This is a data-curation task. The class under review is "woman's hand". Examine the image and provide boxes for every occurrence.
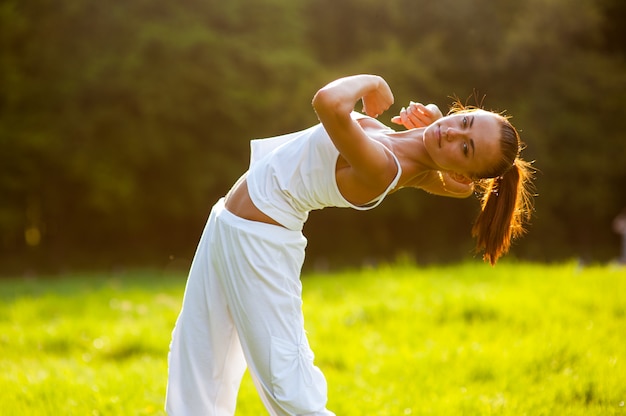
[439,171,474,197]
[391,102,443,129]
[361,77,394,118]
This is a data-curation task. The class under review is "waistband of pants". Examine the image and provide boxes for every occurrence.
[213,197,306,243]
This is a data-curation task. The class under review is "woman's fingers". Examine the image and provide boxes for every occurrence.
[400,107,413,127]
[409,102,437,126]
[391,102,443,129]
[391,102,433,128]
[425,103,443,120]
[440,171,475,196]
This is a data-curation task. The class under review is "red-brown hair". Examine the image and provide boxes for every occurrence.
[448,103,535,264]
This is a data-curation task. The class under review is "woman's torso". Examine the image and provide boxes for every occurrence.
[225,113,428,230]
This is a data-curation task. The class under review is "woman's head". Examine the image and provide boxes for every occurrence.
[433,102,535,265]
[422,109,515,181]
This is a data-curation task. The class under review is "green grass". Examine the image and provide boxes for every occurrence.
[1,262,625,415]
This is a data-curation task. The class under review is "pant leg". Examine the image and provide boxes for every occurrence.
[166,202,247,416]
[212,203,335,416]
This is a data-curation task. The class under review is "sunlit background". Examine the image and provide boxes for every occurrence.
[1,0,625,275]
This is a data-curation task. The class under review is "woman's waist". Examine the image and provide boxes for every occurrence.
[224,176,284,227]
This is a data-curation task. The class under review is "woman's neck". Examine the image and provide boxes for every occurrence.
[357,118,440,188]
[385,128,439,180]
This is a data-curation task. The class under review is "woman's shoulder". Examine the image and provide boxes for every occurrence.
[352,112,395,132]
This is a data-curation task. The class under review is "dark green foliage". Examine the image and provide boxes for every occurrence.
[1,0,625,273]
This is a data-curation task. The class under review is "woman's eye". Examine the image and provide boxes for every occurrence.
[463,142,468,156]
[462,116,467,127]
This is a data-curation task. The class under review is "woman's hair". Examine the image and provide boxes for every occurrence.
[448,102,535,265]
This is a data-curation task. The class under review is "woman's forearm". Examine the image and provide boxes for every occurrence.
[312,74,387,121]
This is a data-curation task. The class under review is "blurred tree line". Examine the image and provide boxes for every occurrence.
[1,0,625,274]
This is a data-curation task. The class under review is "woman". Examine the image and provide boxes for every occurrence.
[165,74,534,415]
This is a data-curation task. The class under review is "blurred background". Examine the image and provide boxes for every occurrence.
[1,0,625,275]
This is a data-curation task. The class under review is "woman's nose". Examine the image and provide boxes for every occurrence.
[445,127,462,140]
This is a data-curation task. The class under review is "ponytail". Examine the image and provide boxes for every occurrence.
[472,158,534,265]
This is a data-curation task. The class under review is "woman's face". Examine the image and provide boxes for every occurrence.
[423,110,502,178]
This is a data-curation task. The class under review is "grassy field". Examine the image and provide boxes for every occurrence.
[1,262,624,415]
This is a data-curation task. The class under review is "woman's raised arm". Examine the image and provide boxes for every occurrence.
[312,75,395,189]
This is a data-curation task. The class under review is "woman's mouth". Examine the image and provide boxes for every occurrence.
[437,126,441,148]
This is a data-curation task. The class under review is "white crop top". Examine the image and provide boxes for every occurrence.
[246,112,402,231]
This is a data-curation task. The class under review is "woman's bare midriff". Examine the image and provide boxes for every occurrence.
[224,178,284,227]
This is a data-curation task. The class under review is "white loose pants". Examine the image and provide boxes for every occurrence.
[166,198,334,416]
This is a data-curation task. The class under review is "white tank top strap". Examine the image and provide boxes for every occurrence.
[350,147,402,211]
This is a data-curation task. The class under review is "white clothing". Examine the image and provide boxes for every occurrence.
[166,199,332,416]
[167,113,401,415]
[247,112,402,230]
